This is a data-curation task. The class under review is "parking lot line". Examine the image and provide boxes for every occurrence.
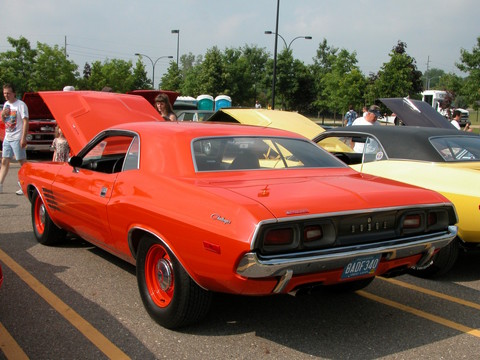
[0,248,130,360]
[0,321,29,360]
[379,277,480,310]
[358,290,480,339]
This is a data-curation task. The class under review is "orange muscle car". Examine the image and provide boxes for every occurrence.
[18,91,458,329]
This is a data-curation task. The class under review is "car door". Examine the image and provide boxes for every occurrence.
[52,133,136,246]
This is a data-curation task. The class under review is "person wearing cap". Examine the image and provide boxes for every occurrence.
[352,105,382,126]
[352,105,382,153]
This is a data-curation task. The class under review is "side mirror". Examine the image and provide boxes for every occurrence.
[68,156,83,168]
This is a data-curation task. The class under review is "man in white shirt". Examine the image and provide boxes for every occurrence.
[0,83,29,194]
[352,105,381,153]
[352,105,382,126]
[450,110,461,130]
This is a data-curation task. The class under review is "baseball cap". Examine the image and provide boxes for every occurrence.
[368,105,382,118]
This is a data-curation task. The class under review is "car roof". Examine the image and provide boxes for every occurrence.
[39,91,164,154]
[321,126,479,161]
[206,108,325,139]
[380,98,456,129]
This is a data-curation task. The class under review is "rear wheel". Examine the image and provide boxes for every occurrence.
[409,238,459,278]
[31,191,66,245]
[136,235,212,329]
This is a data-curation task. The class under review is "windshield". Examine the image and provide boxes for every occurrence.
[430,135,480,161]
[193,136,345,172]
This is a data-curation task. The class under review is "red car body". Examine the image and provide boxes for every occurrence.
[17,91,457,329]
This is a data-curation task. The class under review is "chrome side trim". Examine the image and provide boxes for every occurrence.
[237,226,457,280]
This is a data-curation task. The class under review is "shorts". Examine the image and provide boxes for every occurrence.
[2,138,27,160]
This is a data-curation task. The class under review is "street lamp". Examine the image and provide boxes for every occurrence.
[264,31,312,51]
[134,53,173,89]
[171,29,180,65]
[264,25,312,110]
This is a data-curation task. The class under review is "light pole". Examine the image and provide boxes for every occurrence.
[171,29,180,65]
[134,53,173,89]
[264,27,312,110]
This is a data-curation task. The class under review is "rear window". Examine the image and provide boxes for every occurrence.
[430,135,480,161]
[192,136,345,172]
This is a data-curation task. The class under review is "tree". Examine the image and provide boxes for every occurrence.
[131,58,151,90]
[0,36,37,96]
[242,45,269,106]
[83,59,136,92]
[311,38,338,118]
[456,36,480,109]
[373,41,423,100]
[161,61,182,91]
[421,67,445,90]
[322,48,365,118]
[30,42,78,91]
[197,47,224,97]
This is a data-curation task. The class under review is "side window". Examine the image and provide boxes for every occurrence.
[123,136,140,171]
[317,135,386,165]
[81,135,134,173]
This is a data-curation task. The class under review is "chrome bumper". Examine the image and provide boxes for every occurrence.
[236,226,457,288]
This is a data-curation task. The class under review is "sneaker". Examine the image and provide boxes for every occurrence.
[16,181,23,195]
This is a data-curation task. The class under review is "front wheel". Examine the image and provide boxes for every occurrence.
[31,191,66,245]
[136,235,212,329]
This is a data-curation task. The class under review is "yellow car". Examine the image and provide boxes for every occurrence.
[314,125,480,277]
[208,107,480,277]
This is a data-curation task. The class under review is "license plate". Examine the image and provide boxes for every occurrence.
[341,254,381,279]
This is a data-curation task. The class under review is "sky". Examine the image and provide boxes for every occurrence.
[1,0,479,88]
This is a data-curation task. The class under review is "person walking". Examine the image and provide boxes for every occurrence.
[343,105,357,126]
[0,84,29,195]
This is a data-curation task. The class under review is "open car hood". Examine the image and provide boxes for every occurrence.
[39,91,163,154]
[380,98,456,129]
[206,108,325,139]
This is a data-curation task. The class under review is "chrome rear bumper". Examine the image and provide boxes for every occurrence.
[236,225,457,292]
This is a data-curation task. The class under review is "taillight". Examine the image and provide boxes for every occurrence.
[403,214,421,229]
[264,228,294,246]
[304,225,323,242]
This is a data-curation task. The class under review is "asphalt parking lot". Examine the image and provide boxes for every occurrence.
[1,159,479,359]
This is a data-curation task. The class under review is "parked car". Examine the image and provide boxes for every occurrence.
[314,126,479,277]
[0,92,56,151]
[176,109,214,121]
[18,91,457,329]
[207,108,325,138]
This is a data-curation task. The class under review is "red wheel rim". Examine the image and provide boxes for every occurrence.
[34,196,46,235]
[145,244,174,307]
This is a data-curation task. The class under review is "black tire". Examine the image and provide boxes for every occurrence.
[136,235,212,329]
[326,277,375,293]
[31,191,66,245]
[409,238,459,278]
